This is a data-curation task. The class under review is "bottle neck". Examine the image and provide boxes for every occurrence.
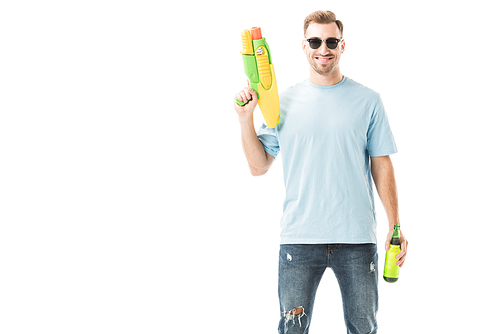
[391,225,401,245]
[390,236,401,245]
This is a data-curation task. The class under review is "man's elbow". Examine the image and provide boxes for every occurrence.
[249,152,274,176]
[250,166,268,176]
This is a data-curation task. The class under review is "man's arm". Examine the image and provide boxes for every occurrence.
[234,86,274,176]
[370,155,408,267]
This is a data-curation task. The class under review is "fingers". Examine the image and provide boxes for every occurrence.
[248,87,257,100]
[385,232,392,251]
[235,91,247,105]
[396,236,408,267]
[234,86,258,119]
[235,87,254,105]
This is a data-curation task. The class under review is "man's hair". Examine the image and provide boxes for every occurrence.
[303,10,343,37]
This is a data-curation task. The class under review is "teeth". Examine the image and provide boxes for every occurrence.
[316,57,332,62]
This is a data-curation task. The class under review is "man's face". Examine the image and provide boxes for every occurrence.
[302,22,345,76]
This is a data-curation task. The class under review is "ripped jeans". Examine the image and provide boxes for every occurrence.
[278,244,378,334]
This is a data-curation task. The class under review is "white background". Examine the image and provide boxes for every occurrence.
[1,0,499,333]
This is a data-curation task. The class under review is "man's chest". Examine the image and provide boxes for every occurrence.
[277,97,371,145]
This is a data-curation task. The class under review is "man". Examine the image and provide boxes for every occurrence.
[234,10,408,334]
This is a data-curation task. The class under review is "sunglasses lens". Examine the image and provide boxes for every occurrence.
[326,39,339,49]
[308,39,321,49]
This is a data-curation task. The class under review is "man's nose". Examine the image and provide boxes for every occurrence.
[318,41,329,54]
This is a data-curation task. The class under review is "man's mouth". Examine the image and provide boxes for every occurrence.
[315,56,334,64]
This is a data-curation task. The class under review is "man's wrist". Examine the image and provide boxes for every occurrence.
[389,220,400,228]
[239,115,254,127]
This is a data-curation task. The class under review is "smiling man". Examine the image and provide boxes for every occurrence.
[234,10,408,334]
[305,28,342,78]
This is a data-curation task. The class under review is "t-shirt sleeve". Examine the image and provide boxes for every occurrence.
[256,123,280,158]
[367,97,398,157]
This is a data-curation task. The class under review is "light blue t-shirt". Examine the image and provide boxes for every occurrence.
[257,77,397,244]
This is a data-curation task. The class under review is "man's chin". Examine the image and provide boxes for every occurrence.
[308,59,336,76]
[313,65,336,76]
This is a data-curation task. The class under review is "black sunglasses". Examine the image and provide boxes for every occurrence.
[306,38,343,50]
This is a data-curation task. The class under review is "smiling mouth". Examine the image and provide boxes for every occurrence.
[315,56,334,64]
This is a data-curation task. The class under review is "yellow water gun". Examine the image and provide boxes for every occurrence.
[235,27,280,128]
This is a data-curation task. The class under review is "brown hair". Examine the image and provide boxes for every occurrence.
[304,10,343,37]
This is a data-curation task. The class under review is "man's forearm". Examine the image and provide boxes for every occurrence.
[239,118,272,175]
[371,156,400,226]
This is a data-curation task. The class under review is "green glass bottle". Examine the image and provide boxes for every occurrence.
[383,224,401,283]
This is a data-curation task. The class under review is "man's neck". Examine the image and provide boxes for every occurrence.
[309,68,344,86]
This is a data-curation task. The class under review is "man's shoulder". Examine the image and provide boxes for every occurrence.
[344,77,381,100]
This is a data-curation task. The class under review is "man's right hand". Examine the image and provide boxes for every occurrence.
[234,86,258,122]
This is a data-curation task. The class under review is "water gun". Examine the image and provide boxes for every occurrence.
[235,27,280,128]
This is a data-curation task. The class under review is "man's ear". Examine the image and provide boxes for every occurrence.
[302,39,307,53]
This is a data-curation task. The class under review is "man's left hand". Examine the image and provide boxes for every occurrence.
[385,228,408,267]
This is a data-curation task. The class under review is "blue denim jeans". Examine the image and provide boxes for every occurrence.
[278,244,378,334]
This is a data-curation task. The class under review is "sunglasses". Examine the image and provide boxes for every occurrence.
[306,38,343,50]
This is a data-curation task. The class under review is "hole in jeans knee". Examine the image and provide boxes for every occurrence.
[283,306,306,327]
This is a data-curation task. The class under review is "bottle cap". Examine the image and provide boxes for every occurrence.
[251,27,262,40]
